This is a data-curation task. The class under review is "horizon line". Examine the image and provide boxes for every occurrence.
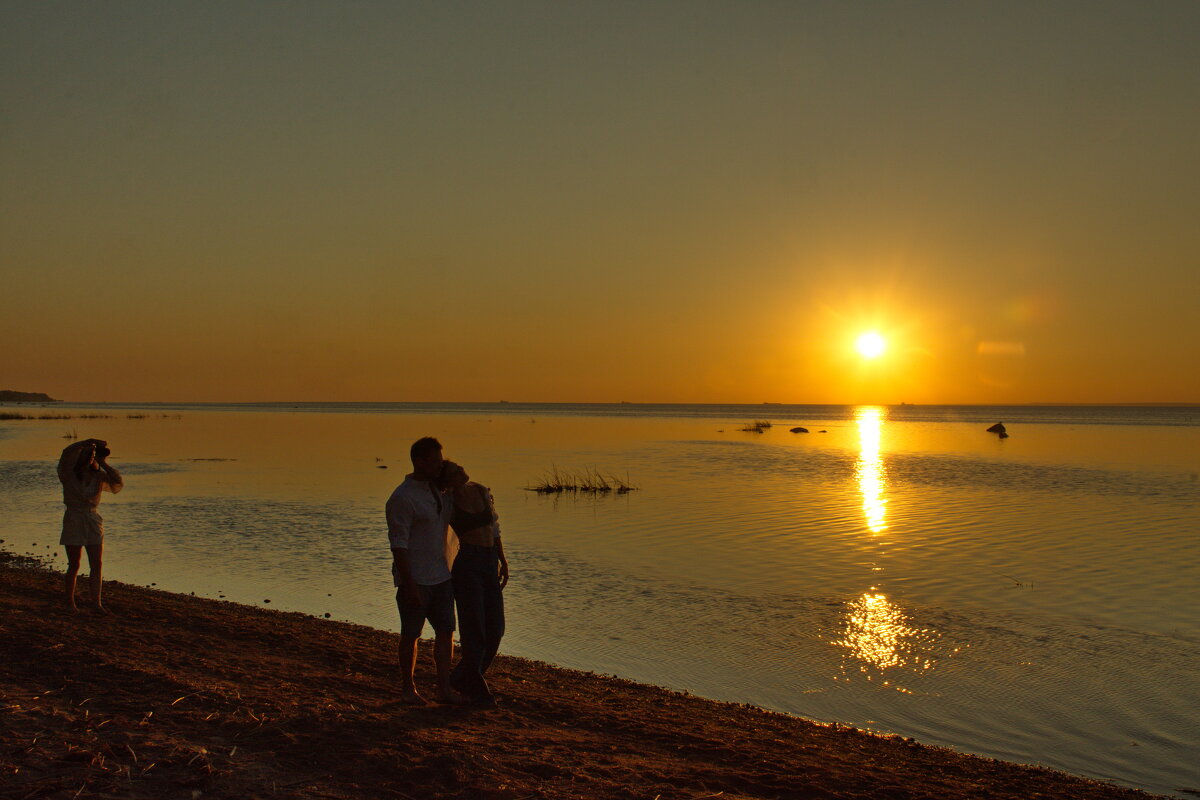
[8,399,1200,408]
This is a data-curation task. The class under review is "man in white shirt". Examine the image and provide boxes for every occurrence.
[386,436,459,705]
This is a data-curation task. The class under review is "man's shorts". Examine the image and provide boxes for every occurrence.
[396,579,456,638]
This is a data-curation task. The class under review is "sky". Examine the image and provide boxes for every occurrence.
[3,1,1198,404]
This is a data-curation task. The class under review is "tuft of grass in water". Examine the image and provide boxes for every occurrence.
[739,420,773,433]
[0,412,70,420]
[0,412,114,420]
[0,412,131,421]
[526,467,637,495]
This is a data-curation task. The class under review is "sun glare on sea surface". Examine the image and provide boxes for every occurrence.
[856,331,887,359]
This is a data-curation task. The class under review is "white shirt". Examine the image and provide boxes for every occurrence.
[385,475,453,586]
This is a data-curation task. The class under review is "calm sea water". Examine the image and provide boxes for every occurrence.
[2,402,1198,796]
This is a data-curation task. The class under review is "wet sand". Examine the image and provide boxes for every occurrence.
[1,552,1165,800]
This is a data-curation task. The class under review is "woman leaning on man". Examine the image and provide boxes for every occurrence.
[438,461,508,707]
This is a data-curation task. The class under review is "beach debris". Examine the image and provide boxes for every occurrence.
[995,572,1030,588]
[790,427,809,433]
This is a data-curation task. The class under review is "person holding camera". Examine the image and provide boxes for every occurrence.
[57,438,123,613]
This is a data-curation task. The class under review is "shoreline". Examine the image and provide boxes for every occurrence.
[0,552,1167,800]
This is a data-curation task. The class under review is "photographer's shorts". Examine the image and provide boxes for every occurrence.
[60,508,104,547]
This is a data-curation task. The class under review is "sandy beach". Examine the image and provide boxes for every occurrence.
[1,552,1167,800]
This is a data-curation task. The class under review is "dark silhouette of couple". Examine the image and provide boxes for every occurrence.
[385,437,508,706]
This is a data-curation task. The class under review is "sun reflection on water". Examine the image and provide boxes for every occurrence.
[832,408,952,688]
[855,406,888,533]
[833,590,945,690]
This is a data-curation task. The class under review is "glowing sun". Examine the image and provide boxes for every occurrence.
[856,331,887,359]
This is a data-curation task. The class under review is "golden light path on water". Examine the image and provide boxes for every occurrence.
[833,407,946,690]
[854,406,888,534]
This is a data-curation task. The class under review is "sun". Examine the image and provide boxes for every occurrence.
[855,331,887,359]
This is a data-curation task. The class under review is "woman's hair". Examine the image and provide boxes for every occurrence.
[436,460,466,490]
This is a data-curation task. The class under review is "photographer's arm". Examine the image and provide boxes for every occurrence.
[57,441,86,482]
[98,457,123,494]
[57,439,100,482]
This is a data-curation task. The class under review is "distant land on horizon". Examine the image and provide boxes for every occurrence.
[0,390,57,403]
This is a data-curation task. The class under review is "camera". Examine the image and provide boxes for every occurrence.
[95,444,111,459]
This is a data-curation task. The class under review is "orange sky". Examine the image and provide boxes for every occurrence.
[3,3,1198,404]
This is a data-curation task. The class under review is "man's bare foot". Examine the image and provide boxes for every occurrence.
[90,604,112,615]
[400,690,428,706]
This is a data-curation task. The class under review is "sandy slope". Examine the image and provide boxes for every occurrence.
[0,553,1163,800]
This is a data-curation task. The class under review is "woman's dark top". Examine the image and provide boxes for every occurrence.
[450,501,493,536]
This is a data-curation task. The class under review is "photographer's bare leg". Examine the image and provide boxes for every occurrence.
[63,545,82,612]
[85,543,106,612]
